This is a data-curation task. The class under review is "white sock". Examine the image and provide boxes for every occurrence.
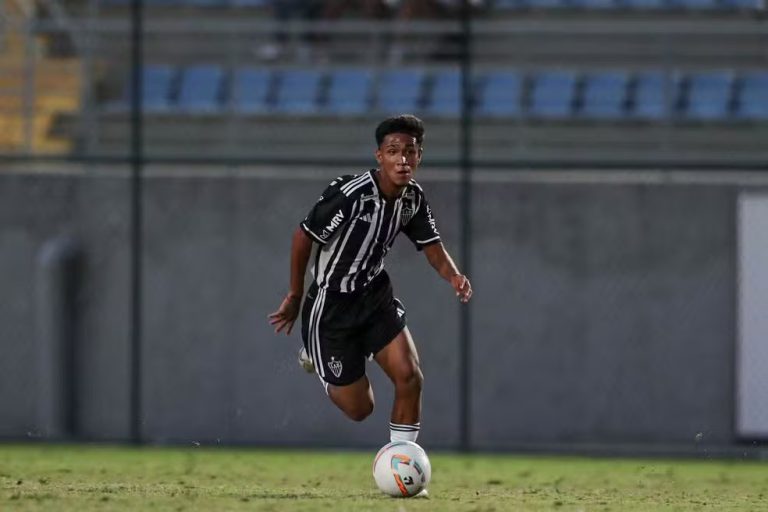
[390,422,420,443]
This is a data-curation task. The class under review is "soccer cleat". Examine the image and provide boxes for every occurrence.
[298,347,314,373]
[414,488,429,498]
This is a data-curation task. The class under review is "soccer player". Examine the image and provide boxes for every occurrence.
[269,114,472,444]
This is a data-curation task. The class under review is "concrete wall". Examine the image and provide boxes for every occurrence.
[0,168,736,449]
[470,184,734,447]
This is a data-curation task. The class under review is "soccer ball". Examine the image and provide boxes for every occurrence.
[372,440,431,497]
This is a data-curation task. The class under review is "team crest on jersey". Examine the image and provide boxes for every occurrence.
[401,191,417,226]
[400,206,414,226]
[328,357,343,378]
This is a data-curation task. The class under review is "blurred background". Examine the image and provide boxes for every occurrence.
[1,0,767,454]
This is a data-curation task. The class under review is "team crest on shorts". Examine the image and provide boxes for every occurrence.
[328,357,343,378]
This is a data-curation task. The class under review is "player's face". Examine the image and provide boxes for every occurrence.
[375,133,422,189]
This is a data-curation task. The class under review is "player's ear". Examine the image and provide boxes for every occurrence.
[375,147,383,165]
[417,146,423,163]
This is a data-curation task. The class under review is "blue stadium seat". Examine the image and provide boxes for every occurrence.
[580,71,629,119]
[185,0,228,6]
[528,71,577,119]
[736,72,768,120]
[324,69,373,115]
[521,0,569,7]
[492,0,527,8]
[102,0,226,4]
[619,0,668,8]
[112,64,176,112]
[426,69,463,117]
[231,68,272,113]
[683,71,734,120]
[102,0,270,4]
[143,65,176,111]
[475,71,522,118]
[571,0,617,8]
[375,69,426,113]
[273,69,322,114]
[668,0,719,8]
[228,0,271,6]
[148,0,182,4]
[721,0,761,8]
[176,65,224,113]
[630,71,675,120]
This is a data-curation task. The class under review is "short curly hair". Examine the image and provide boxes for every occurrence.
[375,115,425,147]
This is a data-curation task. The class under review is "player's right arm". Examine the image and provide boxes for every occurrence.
[268,175,355,335]
[268,227,313,335]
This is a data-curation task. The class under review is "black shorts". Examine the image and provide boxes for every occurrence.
[301,271,406,386]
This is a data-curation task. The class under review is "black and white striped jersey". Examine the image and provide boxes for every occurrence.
[300,169,441,293]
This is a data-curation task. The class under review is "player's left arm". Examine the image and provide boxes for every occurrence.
[423,243,472,304]
[402,188,472,303]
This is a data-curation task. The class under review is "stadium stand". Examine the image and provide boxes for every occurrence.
[110,64,177,112]
[104,64,768,124]
[324,68,374,115]
[619,0,668,8]
[572,0,619,9]
[475,70,523,118]
[20,1,765,164]
[492,0,764,7]
[579,71,630,119]
[528,71,578,119]
[682,71,734,120]
[230,68,272,113]
[425,68,463,117]
[176,65,225,113]
[518,0,569,8]
[374,69,427,114]
[99,0,256,4]
[721,0,761,7]
[229,0,271,5]
[0,1,81,153]
[94,0,765,8]
[668,0,718,9]
[184,0,227,6]
[735,71,768,120]
[629,71,674,120]
[273,69,323,114]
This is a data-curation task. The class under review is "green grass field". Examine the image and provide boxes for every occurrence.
[1,444,766,511]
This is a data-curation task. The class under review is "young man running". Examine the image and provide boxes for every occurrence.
[269,114,472,444]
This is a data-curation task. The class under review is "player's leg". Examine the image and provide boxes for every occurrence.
[301,287,375,422]
[326,376,375,422]
[374,327,423,442]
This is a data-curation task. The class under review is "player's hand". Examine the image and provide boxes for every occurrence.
[450,274,472,303]
[268,293,302,335]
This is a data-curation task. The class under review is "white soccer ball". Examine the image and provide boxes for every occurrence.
[372,440,431,497]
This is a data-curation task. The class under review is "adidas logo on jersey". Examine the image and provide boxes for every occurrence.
[359,213,373,223]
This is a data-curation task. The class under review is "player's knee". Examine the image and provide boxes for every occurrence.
[395,364,423,395]
[345,400,374,422]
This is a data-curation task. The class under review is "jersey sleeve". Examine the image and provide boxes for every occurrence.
[402,191,441,251]
[300,178,354,245]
